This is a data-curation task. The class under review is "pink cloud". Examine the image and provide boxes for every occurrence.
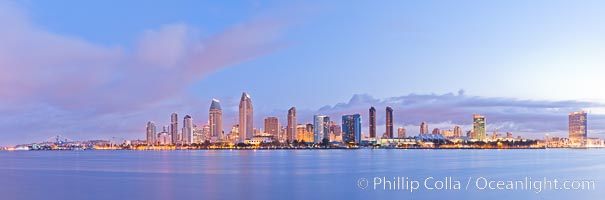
[0,2,290,113]
[0,1,294,145]
[135,23,194,68]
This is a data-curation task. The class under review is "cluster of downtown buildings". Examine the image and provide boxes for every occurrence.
[144,92,598,148]
[0,92,597,151]
[146,92,366,146]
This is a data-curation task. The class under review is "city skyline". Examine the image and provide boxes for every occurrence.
[3,2,605,200]
[137,91,593,147]
[1,1,605,146]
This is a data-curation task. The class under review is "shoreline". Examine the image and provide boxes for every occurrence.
[8,147,605,151]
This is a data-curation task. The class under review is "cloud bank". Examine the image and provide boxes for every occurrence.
[300,90,605,139]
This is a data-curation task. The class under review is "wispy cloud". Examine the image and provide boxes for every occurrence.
[0,2,292,145]
[1,1,603,146]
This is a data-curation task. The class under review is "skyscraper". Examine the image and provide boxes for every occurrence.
[569,111,587,144]
[432,128,440,135]
[182,115,193,145]
[239,92,253,142]
[420,122,429,135]
[209,99,223,139]
[146,121,156,145]
[386,106,393,139]
[472,114,486,140]
[287,107,297,142]
[342,114,362,144]
[296,124,314,143]
[369,106,376,138]
[453,126,462,138]
[170,113,179,145]
[264,117,280,139]
[313,115,330,144]
[397,127,406,138]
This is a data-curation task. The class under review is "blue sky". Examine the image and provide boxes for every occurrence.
[1,0,605,145]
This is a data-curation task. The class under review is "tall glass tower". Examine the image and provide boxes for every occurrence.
[209,99,223,139]
[287,107,297,142]
[313,115,330,144]
[369,107,376,138]
[239,92,253,142]
[342,114,362,144]
[146,121,156,145]
[472,114,486,140]
[182,115,193,145]
[569,111,587,144]
[386,106,393,138]
[170,113,179,145]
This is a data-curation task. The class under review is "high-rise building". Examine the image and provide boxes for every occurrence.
[329,121,342,138]
[170,113,179,145]
[228,124,240,142]
[264,117,280,139]
[472,114,486,140]
[369,107,376,138]
[397,127,406,138]
[279,126,286,142]
[146,121,156,145]
[296,125,306,142]
[432,128,440,135]
[201,125,211,141]
[442,130,454,137]
[287,107,297,142]
[296,124,314,143]
[182,115,193,145]
[569,111,588,144]
[385,106,393,139]
[209,99,223,139]
[306,123,314,143]
[193,124,205,144]
[329,121,343,142]
[453,126,462,138]
[294,124,311,143]
[420,122,429,135]
[157,126,171,145]
[239,92,253,142]
[342,114,362,144]
[313,115,330,144]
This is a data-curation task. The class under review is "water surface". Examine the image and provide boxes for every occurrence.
[1,149,603,200]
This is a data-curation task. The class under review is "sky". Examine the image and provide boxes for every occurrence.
[1,0,605,145]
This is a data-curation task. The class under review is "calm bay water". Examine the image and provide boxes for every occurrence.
[1,149,604,200]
